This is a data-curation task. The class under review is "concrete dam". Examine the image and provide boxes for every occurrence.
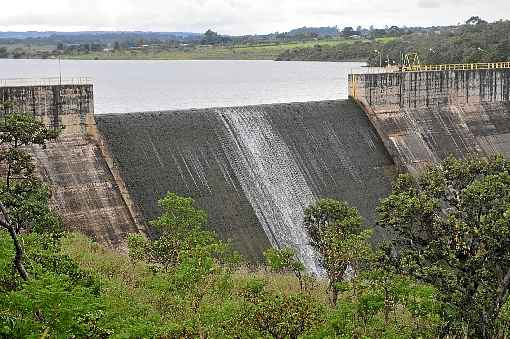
[95,101,394,268]
[2,63,510,271]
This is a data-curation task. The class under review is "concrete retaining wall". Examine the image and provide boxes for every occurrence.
[0,84,143,249]
[0,85,95,136]
[349,69,510,173]
[350,69,510,112]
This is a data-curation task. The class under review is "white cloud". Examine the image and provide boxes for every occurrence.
[0,0,508,34]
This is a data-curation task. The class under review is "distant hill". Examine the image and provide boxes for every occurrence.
[0,32,56,39]
[0,31,202,41]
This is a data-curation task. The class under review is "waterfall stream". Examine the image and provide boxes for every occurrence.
[217,107,322,274]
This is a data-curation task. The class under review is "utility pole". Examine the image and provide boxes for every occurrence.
[374,50,382,67]
[58,55,62,85]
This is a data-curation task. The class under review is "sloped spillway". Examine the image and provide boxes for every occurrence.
[96,100,394,268]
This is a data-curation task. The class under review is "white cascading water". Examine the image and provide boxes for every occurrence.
[216,107,322,275]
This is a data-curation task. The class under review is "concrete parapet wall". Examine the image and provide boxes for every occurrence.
[349,68,510,173]
[350,69,510,112]
[0,85,94,136]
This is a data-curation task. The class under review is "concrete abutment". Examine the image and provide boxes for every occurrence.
[0,84,145,249]
[349,67,510,173]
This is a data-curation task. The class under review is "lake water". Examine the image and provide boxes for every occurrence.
[0,59,364,114]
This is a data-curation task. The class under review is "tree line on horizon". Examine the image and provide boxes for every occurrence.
[277,18,510,65]
[0,16,506,61]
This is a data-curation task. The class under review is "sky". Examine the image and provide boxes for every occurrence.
[0,0,509,35]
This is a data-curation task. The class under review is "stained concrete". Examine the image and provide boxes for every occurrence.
[0,84,143,249]
[349,69,510,173]
[96,100,395,261]
[0,85,95,136]
[30,135,142,247]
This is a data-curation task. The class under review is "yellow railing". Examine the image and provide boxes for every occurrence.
[402,62,510,72]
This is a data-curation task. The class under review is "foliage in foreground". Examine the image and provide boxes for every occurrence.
[0,232,443,338]
[379,155,510,338]
[0,192,440,338]
[2,156,510,337]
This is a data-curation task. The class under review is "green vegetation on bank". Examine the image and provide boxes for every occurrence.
[2,112,510,337]
[277,19,510,65]
[1,18,508,63]
[0,38,360,61]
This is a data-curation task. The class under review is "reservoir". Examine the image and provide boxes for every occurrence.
[0,59,364,113]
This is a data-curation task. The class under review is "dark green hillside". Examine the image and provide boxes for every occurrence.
[277,20,510,65]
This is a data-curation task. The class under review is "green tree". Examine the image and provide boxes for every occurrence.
[264,247,305,290]
[0,113,60,280]
[201,29,219,45]
[466,16,488,25]
[127,192,227,270]
[0,47,8,59]
[304,198,374,305]
[378,156,510,338]
[342,27,354,37]
[129,192,240,337]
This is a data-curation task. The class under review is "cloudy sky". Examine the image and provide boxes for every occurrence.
[1,0,509,35]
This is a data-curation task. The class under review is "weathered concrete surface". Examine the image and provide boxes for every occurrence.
[0,85,95,136]
[30,135,143,247]
[0,84,143,249]
[96,100,394,262]
[350,69,510,111]
[349,69,510,173]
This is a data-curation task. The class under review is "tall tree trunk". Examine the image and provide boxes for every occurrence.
[6,224,28,280]
[0,203,28,281]
[329,282,339,306]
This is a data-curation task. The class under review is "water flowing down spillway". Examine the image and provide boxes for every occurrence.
[217,107,321,274]
[96,100,395,265]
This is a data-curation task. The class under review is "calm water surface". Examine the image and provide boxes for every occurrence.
[0,59,364,114]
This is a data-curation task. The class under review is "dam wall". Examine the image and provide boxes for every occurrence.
[96,100,395,267]
[0,84,95,136]
[0,83,143,248]
[349,68,510,173]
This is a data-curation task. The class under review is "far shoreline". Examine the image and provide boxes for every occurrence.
[0,56,367,63]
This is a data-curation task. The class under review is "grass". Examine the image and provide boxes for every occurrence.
[0,37,396,61]
[61,232,327,295]
[61,38,366,61]
[57,233,331,336]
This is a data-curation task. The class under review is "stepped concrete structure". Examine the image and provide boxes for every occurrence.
[0,82,145,249]
[349,64,510,173]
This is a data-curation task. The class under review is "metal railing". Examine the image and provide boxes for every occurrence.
[402,62,510,72]
[0,77,92,87]
[350,66,400,74]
